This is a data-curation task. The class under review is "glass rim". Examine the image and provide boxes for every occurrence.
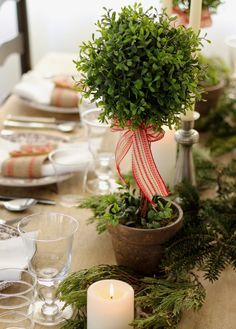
[48,147,86,166]
[0,268,37,296]
[81,107,110,128]
[0,295,33,309]
[17,212,79,242]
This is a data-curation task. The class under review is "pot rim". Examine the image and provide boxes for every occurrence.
[202,78,225,92]
[109,199,183,233]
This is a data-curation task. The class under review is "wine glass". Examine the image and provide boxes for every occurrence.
[81,108,116,195]
[18,212,78,326]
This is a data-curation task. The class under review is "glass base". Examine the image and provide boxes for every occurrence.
[59,194,85,207]
[86,178,118,195]
[33,300,74,326]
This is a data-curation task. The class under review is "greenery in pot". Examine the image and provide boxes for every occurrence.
[80,183,179,233]
[75,3,205,225]
[199,54,229,88]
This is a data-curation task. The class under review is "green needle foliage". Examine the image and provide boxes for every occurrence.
[162,158,236,282]
[58,265,205,329]
[75,3,206,130]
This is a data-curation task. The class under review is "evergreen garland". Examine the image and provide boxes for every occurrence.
[163,157,236,282]
[58,265,205,329]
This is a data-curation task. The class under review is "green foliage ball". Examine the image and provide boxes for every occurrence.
[75,3,205,129]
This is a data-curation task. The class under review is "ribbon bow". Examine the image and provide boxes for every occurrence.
[112,123,169,205]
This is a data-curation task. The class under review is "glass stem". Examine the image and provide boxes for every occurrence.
[39,285,59,317]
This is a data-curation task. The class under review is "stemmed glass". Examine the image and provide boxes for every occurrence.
[18,212,78,326]
[81,108,116,195]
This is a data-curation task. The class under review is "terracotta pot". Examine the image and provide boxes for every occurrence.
[108,201,183,275]
[195,79,225,117]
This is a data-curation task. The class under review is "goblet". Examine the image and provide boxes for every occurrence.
[81,108,116,195]
[18,212,78,326]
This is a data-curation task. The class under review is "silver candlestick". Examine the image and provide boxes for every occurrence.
[174,112,200,187]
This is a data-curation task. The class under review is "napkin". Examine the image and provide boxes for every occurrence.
[0,225,28,275]
[13,72,79,108]
[0,138,91,178]
[0,226,36,281]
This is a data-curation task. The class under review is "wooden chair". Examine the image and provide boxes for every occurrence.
[0,0,31,74]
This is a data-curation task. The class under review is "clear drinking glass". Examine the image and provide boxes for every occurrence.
[225,35,236,98]
[0,310,34,329]
[18,212,79,326]
[0,268,36,329]
[81,108,116,194]
[49,147,88,207]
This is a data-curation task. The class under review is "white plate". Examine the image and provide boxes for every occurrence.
[18,96,79,114]
[0,132,72,187]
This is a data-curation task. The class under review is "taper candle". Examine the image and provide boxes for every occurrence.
[182,0,202,121]
[162,0,172,16]
[189,0,203,33]
[87,279,134,329]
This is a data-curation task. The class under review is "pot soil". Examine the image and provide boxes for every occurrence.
[195,79,225,117]
[108,201,183,275]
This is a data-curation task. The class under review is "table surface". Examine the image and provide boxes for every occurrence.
[1,52,236,329]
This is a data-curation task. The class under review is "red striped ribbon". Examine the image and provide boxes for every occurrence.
[112,123,169,205]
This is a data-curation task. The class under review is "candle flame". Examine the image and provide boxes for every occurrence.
[109,283,114,299]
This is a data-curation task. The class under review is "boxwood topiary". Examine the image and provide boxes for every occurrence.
[75,3,206,130]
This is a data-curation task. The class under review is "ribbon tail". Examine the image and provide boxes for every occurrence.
[115,130,133,185]
[132,129,169,205]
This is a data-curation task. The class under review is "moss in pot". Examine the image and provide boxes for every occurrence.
[75,3,205,275]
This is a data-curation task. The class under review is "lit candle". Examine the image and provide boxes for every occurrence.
[162,0,172,16]
[182,0,202,121]
[87,279,134,329]
[151,126,176,188]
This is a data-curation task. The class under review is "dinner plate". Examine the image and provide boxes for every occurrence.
[18,96,79,114]
[0,132,72,187]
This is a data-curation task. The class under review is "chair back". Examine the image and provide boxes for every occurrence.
[0,0,31,74]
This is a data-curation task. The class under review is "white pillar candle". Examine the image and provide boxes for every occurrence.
[87,279,134,329]
[162,0,172,16]
[151,126,176,188]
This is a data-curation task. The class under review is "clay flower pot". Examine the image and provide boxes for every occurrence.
[108,200,183,275]
[195,79,225,117]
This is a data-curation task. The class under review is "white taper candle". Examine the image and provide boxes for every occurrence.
[162,0,172,16]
